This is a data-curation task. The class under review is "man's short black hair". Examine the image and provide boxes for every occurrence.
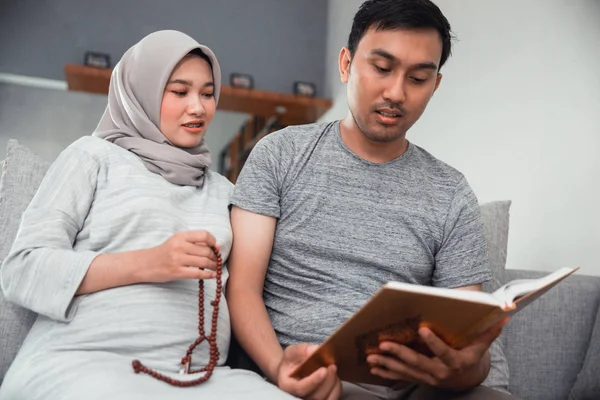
[347,0,453,69]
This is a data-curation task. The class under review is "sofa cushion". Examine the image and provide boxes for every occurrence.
[479,200,511,293]
[569,299,600,399]
[504,269,600,400]
[478,200,511,393]
[0,140,50,382]
[0,159,5,194]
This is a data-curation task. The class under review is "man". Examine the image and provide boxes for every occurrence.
[227,0,515,398]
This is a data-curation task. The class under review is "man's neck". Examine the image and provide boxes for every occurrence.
[339,115,408,164]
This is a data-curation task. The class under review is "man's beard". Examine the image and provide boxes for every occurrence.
[350,108,406,143]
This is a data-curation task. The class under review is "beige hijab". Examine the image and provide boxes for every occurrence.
[92,30,221,187]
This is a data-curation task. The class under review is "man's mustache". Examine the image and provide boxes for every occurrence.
[372,103,407,116]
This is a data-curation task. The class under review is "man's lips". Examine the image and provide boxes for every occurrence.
[374,107,404,125]
[375,108,403,118]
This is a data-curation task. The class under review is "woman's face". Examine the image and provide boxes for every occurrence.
[159,55,216,148]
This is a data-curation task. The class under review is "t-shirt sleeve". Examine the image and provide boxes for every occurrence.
[229,134,288,218]
[433,176,491,288]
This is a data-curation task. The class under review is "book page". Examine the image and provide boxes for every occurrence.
[491,267,577,305]
[384,281,503,307]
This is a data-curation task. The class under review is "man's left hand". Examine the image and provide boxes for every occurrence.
[366,317,509,391]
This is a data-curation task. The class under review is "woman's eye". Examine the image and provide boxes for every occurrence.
[172,91,187,97]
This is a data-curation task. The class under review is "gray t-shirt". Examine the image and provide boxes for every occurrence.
[230,121,510,393]
[230,120,492,346]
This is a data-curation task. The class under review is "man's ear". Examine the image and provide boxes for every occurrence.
[434,73,443,93]
[339,48,352,84]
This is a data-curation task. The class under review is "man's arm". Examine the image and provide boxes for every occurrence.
[227,206,283,382]
[227,133,342,399]
[227,206,342,399]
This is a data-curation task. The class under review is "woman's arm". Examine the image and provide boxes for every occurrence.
[1,145,220,321]
[1,146,102,321]
[75,250,148,296]
[76,230,219,295]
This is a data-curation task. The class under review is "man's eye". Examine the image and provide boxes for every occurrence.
[411,77,427,84]
[374,65,391,74]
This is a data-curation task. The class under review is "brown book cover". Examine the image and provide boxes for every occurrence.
[291,267,579,386]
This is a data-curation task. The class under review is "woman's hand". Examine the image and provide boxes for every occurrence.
[76,230,220,296]
[142,230,220,283]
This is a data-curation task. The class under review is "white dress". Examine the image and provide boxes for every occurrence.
[0,136,295,400]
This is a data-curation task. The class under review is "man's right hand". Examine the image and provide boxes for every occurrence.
[276,344,342,400]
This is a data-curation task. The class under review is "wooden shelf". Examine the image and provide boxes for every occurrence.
[220,115,281,183]
[64,64,332,125]
[64,64,112,95]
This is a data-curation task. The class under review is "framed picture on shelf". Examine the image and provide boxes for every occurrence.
[230,73,254,89]
[293,81,316,97]
[84,51,111,69]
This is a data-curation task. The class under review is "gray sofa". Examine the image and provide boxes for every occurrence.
[1,139,599,399]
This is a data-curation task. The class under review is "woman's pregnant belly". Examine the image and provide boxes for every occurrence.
[42,279,230,373]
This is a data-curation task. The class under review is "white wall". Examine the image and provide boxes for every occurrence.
[321,0,600,276]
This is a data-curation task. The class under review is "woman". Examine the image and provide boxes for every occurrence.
[0,30,295,400]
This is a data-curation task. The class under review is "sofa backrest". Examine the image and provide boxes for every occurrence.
[0,141,50,384]
[503,269,600,400]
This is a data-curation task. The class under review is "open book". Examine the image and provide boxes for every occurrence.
[291,267,579,386]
